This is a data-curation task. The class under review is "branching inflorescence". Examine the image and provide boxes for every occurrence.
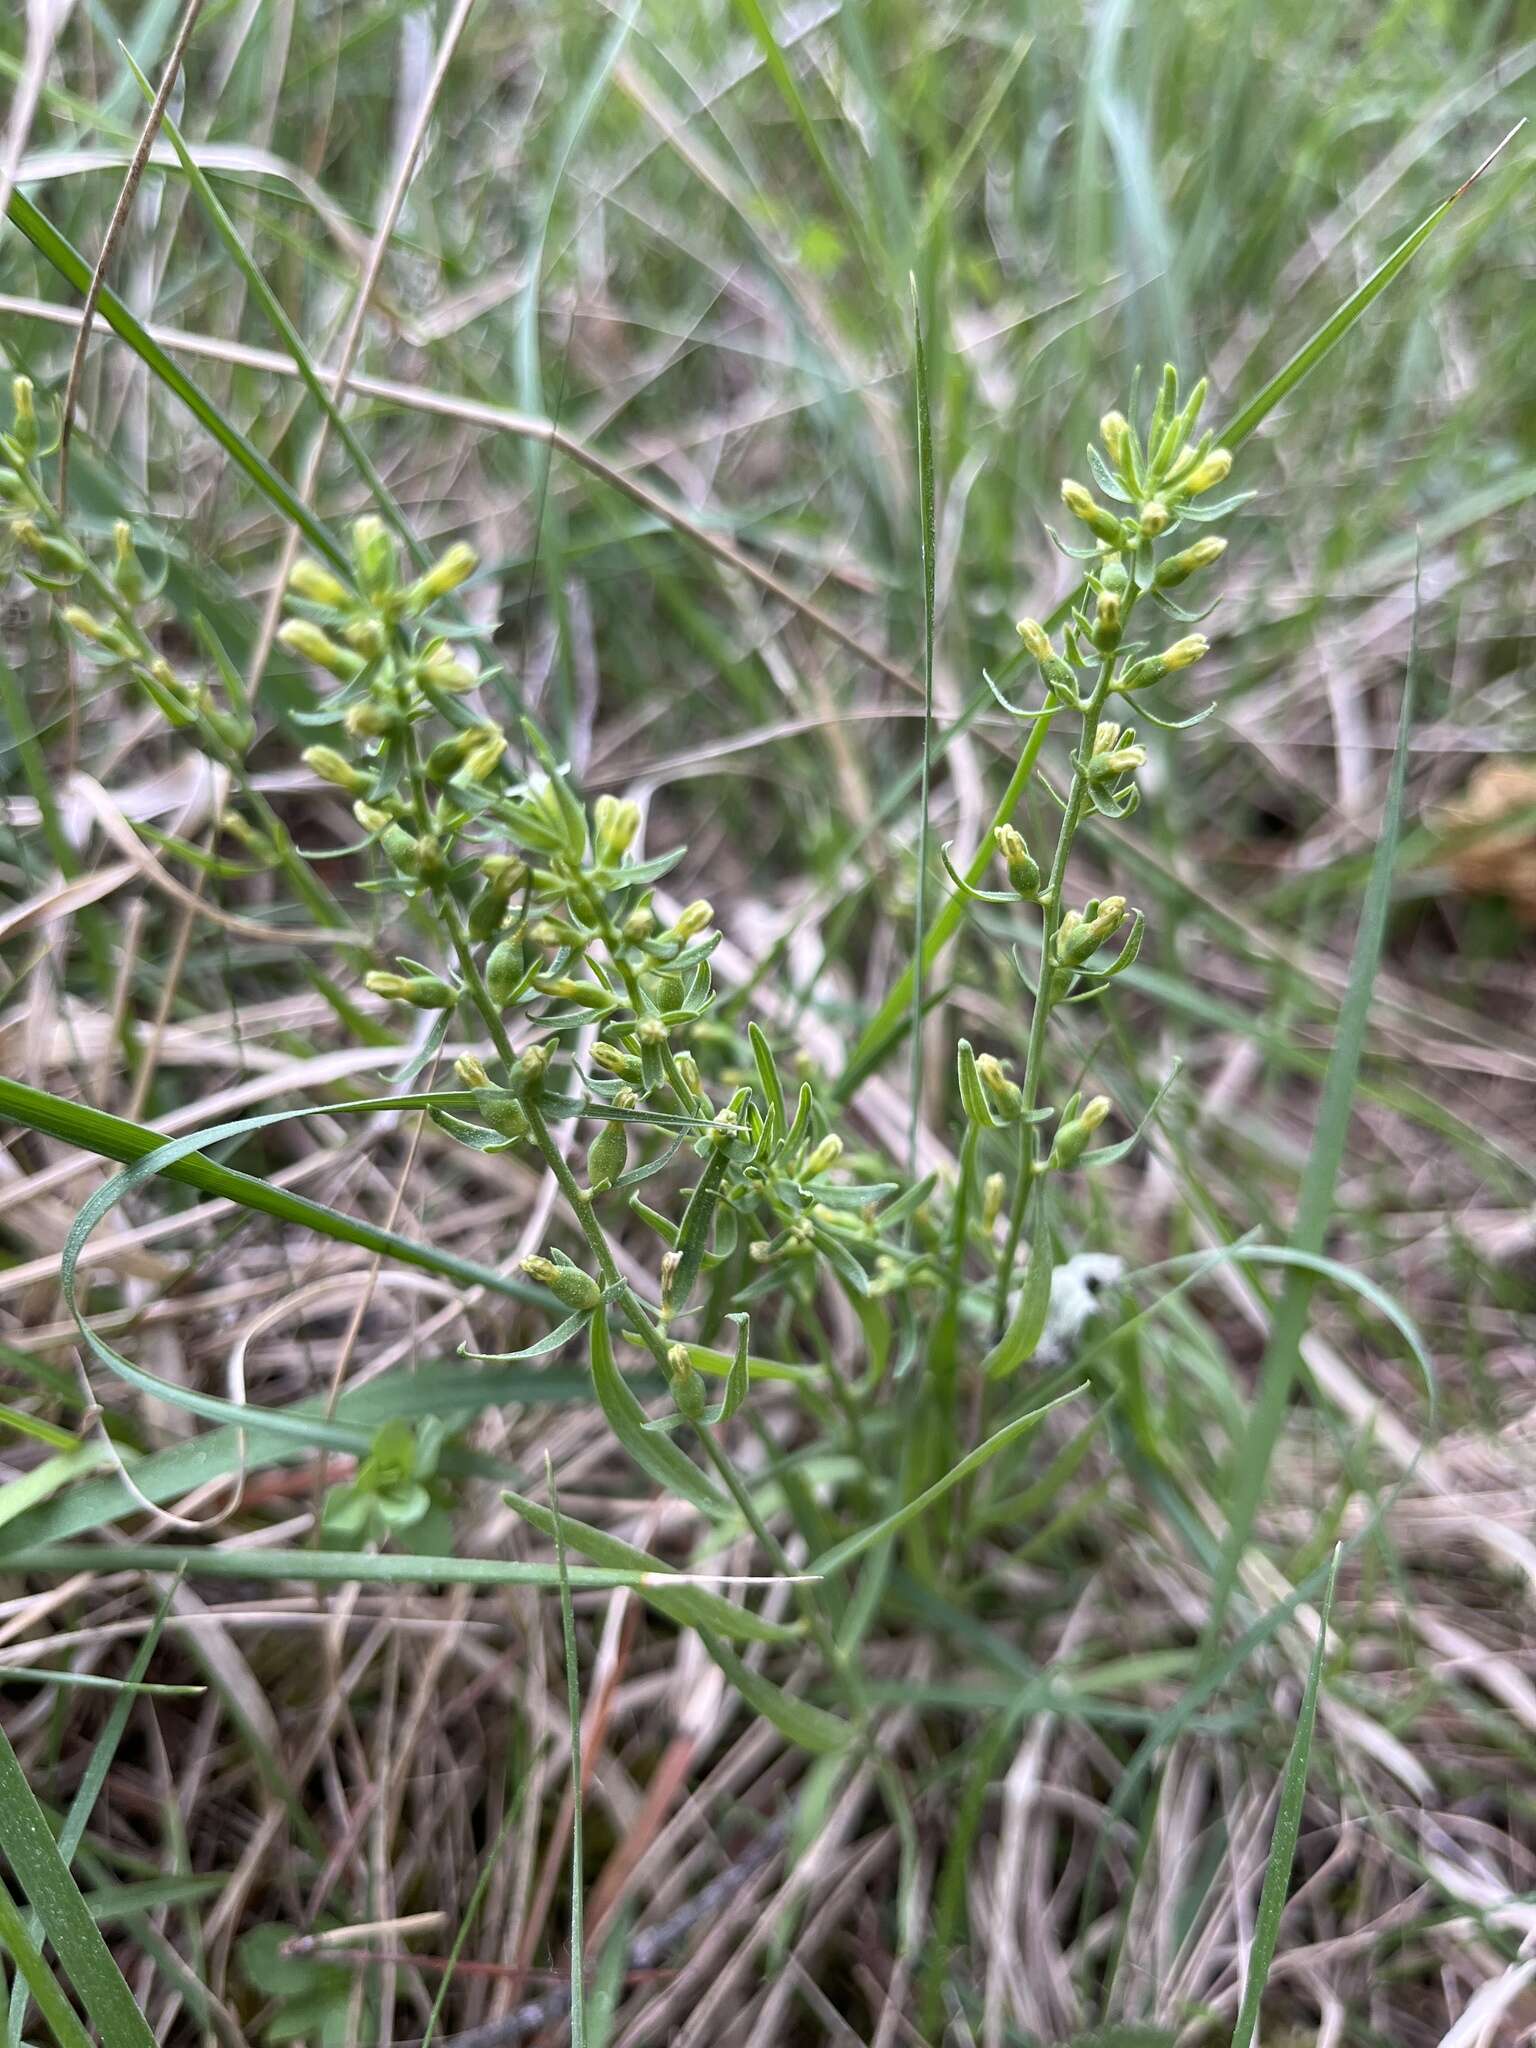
[3,362,1240,1746]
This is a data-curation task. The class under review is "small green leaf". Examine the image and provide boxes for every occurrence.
[588,1314,727,1517]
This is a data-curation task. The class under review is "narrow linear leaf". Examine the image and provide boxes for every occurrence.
[5,188,349,572]
[811,1385,1085,1579]
[587,1313,727,1517]
[502,1490,800,1644]
[1229,1548,1340,2048]
[0,1077,551,1312]
[1203,581,1419,1646]
[0,1718,157,2048]
[699,1633,851,1756]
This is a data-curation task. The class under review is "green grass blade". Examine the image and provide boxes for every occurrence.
[1229,1548,1340,2048]
[908,275,937,1177]
[0,1718,158,2048]
[7,1580,180,2048]
[4,187,349,573]
[1202,578,1419,1647]
[119,60,413,574]
[587,1310,727,1517]
[0,1874,95,2048]
[699,1633,851,1755]
[503,1489,800,1643]
[1222,131,1522,449]
[0,1076,549,1309]
[549,1460,587,2048]
[0,1544,674,1590]
[810,1384,1084,1579]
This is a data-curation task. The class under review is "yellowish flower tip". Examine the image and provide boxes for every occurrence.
[410,542,479,608]
[803,1133,843,1178]
[1080,1095,1112,1131]
[276,617,361,678]
[1139,499,1170,535]
[1099,411,1130,464]
[1017,617,1053,662]
[1162,634,1210,671]
[288,558,351,608]
[672,899,713,940]
[1185,448,1232,495]
[1060,479,1097,519]
[455,1054,493,1088]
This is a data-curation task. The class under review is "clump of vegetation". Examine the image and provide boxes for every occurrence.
[0,11,1529,2046]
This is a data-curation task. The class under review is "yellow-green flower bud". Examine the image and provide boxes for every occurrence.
[1060,479,1124,546]
[427,723,506,785]
[344,698,397,740]
[994,823,1040,897]
[485,935,526,1006]
[518,1041,552,1088]
[1017,617,1054,663]
[1154,537,1227,590]
[15,521,83,578]
[982,1171,1005,1231]
[456,1055,494,1088]
[637,1016,669,1047]
[803,1133,843,1178]
[406,542,478,611]
[519,1257,602,1313]
[1091,742,1147,780]
[1161,634,1210,671]
[350,515,397,598]
[1139,499,1171,536]
[1049,1095,1112,1170]
[976,1054,1023,1117]
[671,899,713,941]
[418,639,480,693]
[61,607,134,659]
[1056,896,1127,967]
[590,1041,642,1082]
[111,521,147,604]
[586,1120,628,1195]
[1183,448,1232,495]
[343,616,387,660]
[535,976,617,1011]
[1093,587,1122,652]
[663,1341,706,1420]
[10,376,37,461]
[623,905,656,944]
[277,617,363,680]
[364,970,457,1010]
[288,557,351,608]
[1099,411,1131,470]
[302,744,371,795]
[593,793,641,865]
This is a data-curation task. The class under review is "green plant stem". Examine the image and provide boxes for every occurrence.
[990,658,1116,1338]
[836,706,1059,1099]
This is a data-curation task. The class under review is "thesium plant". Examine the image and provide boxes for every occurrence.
[0,30,1522,2037]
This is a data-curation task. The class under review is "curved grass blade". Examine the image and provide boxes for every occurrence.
[5,187,349,572]
[0,1077,550,1309]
